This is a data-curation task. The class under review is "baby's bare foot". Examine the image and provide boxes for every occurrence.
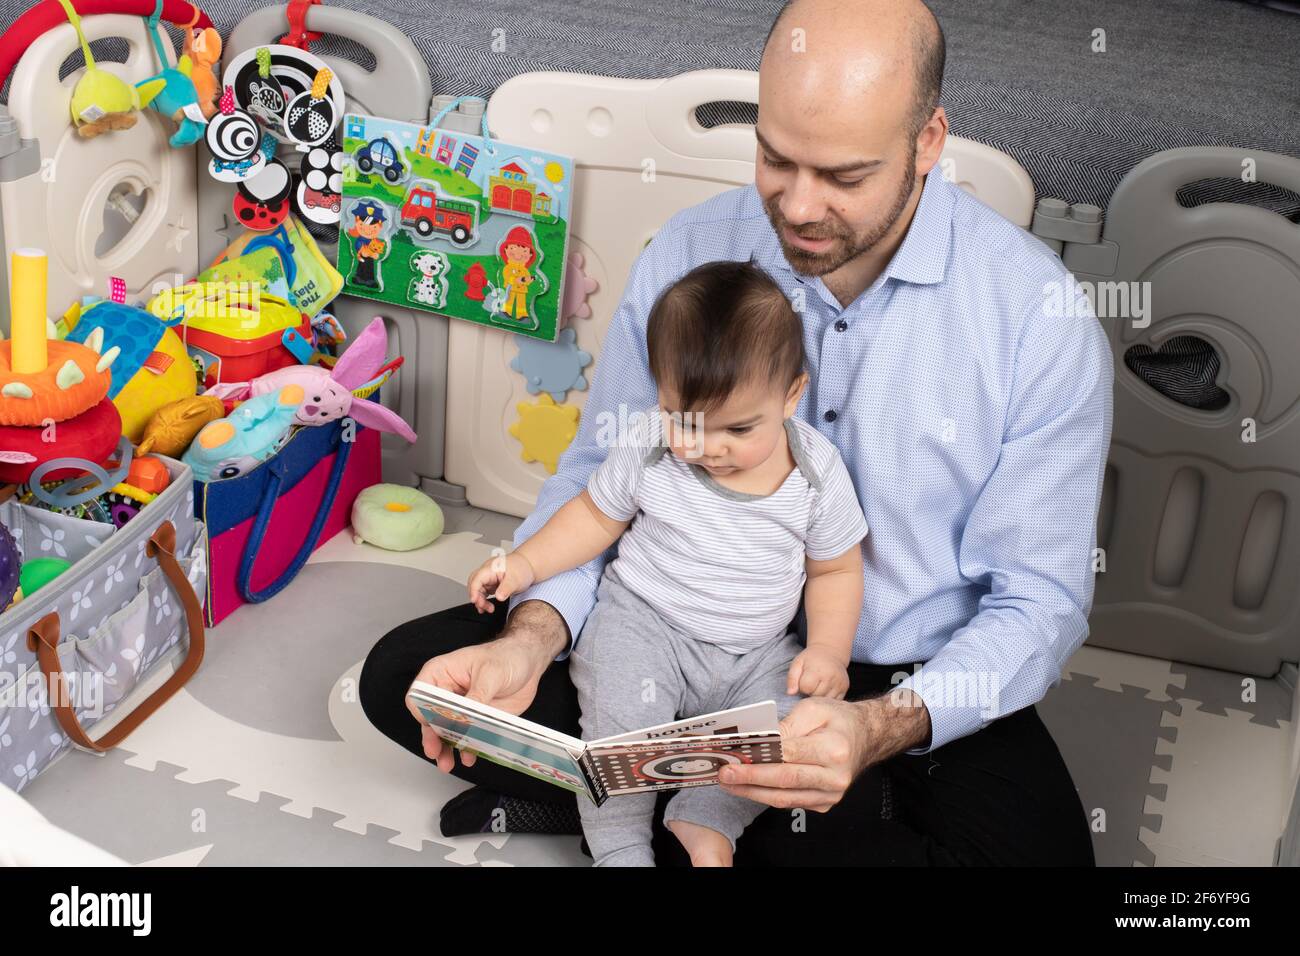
[666,819,733,867]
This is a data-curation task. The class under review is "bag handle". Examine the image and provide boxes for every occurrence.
[236,421,354,603]
[25,521,205,753]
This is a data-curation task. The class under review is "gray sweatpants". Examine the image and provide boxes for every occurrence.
[569,566,801,866]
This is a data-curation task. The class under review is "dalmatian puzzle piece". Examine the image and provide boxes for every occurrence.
[408,250,451,310]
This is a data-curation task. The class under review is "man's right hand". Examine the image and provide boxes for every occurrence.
[405,600,570,773]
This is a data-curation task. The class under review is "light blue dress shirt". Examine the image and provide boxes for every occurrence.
[509,171,1113,753]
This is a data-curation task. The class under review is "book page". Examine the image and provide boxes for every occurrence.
[585,733,783,798]
[407,682,590,798]
[592,700,780,746]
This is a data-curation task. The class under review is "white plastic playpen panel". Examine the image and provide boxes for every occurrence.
[448,68,1037,519]
[1,15,198,314]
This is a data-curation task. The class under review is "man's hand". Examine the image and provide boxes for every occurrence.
[718,688,931,812]
[405,600,569,773]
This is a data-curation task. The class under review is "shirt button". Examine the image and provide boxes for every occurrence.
[834,319,848,332]
[823,410,837,423]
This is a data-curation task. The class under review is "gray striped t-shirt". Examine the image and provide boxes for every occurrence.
[586,409,869,654]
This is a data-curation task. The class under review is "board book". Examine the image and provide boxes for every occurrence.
[407,681,784,805]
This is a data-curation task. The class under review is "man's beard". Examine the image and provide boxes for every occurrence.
[764,157,917,277]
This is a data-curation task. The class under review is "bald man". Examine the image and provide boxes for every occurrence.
[360,0,1110,866]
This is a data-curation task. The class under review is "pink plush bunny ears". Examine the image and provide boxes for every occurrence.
[333,317,416,443]
[332,317,391,391]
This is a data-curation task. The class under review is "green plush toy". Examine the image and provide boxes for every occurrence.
[351,484,444,551]
[58,0,163,138]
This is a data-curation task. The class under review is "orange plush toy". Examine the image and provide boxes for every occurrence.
[0,249,122,483]
[184,23,222,119]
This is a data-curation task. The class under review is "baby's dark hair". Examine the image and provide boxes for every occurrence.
[646,259,806,415]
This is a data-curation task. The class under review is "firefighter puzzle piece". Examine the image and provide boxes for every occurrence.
[207,87,266,183]
[234,159,293,232]
[284,68,337,148]
[484,225,548,333]
[561,252,599,324]
[223,44,344,143]
[508,327,591,403]
[295,139,344,226]
[408,251,450,308]
[337,111,572,341]
[507,393,579,474]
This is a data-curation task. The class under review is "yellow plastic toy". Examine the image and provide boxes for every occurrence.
[57,0,164,138]
[508,393,579,474]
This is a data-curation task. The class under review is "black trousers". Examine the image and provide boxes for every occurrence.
[359,600,1096,866]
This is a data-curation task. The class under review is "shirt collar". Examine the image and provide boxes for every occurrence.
[761,171,954,287]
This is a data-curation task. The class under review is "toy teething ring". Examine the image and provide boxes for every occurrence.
[28,435,134,508]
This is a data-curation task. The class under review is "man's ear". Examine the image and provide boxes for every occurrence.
[915,105,949,178]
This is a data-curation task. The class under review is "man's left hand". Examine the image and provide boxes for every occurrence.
[717,689,931,812]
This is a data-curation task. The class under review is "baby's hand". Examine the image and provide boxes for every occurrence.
[786,647,850,700]
[466,551,537,613]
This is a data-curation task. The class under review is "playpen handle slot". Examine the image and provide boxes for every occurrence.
[236,425,354,604]
[1140,147,1300,223]
[25,520,206,753]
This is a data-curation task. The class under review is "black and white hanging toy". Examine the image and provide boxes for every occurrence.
[284,67,337,149]
[206,85,266,183]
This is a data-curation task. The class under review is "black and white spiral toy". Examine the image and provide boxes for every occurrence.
[206,87,261,162]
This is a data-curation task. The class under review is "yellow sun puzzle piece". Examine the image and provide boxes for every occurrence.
[508,393,580,474]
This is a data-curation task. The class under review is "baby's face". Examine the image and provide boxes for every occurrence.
[659,374,807,476]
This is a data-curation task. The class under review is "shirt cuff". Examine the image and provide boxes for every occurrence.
[506,570,601,662]
[895,659,992,754]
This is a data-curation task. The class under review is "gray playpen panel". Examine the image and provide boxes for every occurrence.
[1076,147,1300,677]
[197,5,446,489]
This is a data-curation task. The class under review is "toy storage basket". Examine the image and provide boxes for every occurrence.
[0,456,207,792]
[198,417,382,627]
